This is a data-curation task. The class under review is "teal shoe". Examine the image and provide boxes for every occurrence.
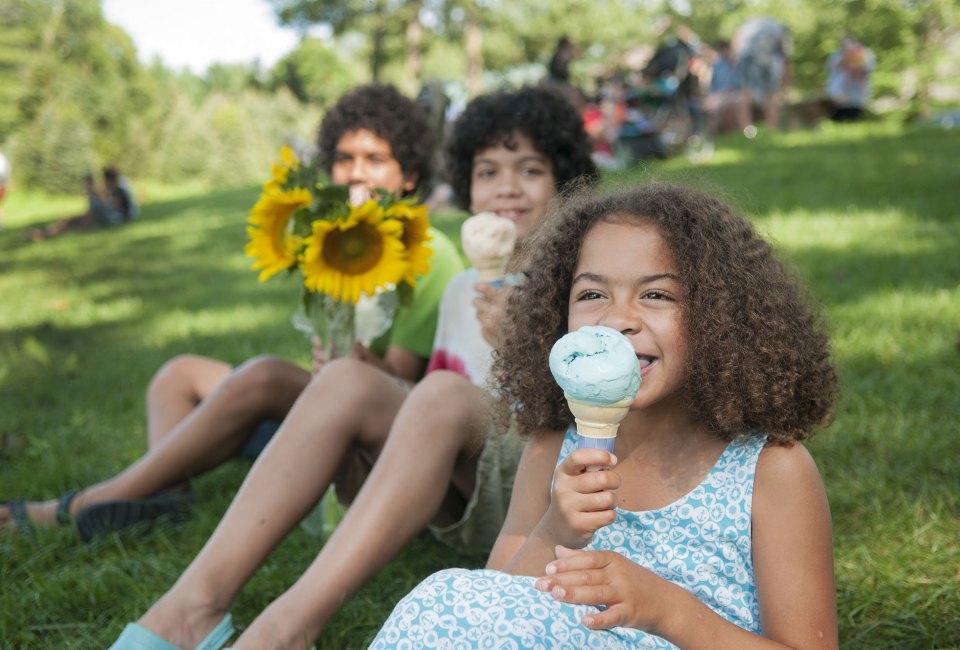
[109,613,234,650]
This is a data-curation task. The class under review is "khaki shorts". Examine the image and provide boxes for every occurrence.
[330,419,525,556]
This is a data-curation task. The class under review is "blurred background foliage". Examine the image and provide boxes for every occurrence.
[0,0,956,194]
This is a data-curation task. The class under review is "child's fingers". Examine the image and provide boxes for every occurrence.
[549,582,614,607]
[472,282,502,300]
[549,546,606,572]
[563,450,619,476]
[582,605,629,630]
[579,509,617,531]
[582,489,618,512]
[554,545,582,561]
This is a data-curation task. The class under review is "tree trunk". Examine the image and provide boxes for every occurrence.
[465,5,483,97]
[371,26,386,81]
[405,8,423,86]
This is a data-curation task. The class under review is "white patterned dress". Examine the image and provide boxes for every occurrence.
[369,430,767,649]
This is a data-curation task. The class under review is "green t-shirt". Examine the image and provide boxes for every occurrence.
[368,227,463,361]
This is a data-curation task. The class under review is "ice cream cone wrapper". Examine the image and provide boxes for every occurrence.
[472,256,509,285]
[565,395,632,453]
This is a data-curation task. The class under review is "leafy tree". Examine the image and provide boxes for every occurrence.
[13,96,98,194]
[6,0,157,189]
[205,62,267,95]
[268,37,359,106]
[268,0,428,86]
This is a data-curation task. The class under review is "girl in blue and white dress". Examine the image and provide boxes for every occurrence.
[371,183,840,649]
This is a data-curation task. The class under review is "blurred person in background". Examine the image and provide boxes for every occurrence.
[542,36,587,112]
[30,166,137,240]
[826,34,876,122]
[704,39,746,135]
[732,16,792,136]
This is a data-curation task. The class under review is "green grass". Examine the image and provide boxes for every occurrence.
[1,120,958,648]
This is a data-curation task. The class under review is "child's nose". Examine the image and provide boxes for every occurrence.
[347,160,370,184]
[599,304,640,336]
[496,171,521,196]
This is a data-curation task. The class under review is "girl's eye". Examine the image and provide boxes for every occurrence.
[642,290,671,301]
[521,166,545,176]
[576,290,604,301]
[474,168,496,179]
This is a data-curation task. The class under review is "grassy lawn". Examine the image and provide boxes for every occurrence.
[1,120,958,648]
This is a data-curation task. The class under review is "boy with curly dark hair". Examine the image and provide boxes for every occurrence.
[317,83,434,198]
[2,84,462,539]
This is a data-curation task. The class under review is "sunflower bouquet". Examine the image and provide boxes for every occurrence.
[245,146,433,358]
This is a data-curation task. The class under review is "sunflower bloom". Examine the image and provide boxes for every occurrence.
[263,145,300,193]
[301,201,408,304]
[244,187,313,281]
[387,201,434,285]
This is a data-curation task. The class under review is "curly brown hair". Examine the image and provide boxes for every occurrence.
[492,182,838,445]
[316,84,433,197]
[445,85,598,211]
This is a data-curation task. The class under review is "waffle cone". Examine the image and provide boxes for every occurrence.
[565,395,632,439]
[471,256,509,282]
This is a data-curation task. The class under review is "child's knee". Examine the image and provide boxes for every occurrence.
[407,371,487,427]
[147,354,214,399]
[226,355,305,403]
[416,370,478,402]
[306,357,389,406]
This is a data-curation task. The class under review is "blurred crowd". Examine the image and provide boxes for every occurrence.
[524,17,876,167]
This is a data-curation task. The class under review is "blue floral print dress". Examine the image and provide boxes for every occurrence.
[369,430,767,649]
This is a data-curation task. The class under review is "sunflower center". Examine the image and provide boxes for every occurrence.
[323,222,383,274]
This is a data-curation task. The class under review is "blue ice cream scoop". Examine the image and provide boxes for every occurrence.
[549,326,641,455]
[549,326,641,405]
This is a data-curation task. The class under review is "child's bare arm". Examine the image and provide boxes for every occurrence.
[752,443,838,648]
[493,437,621,577]
[486,431,562,572]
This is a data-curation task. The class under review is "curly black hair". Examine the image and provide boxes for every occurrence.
[445,86,599,210]
[492,182,838,446]
[316,84,434,197]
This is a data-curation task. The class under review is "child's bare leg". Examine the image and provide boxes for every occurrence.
[145,354,232,448]
[765,91,782,129]
[235,371,489,650]
[0,356,309,529]
[132,358,410,649]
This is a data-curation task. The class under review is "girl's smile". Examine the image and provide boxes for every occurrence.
[567,219,685,408]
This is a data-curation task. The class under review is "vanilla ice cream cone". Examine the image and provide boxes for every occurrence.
[461,212,516,284]
[472,255,510,283]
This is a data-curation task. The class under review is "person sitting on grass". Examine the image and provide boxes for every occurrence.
[106,85,599,650]
[370,182,839,649]
[30,166,137,240]
[0,83,462,538]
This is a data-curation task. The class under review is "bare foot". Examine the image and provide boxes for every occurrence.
[0,499,59,532]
